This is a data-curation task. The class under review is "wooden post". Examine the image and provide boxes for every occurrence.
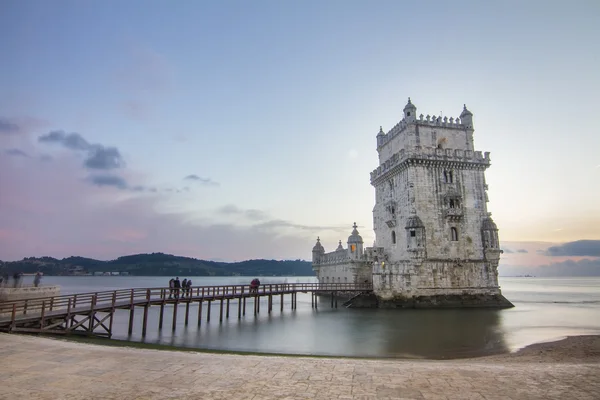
[257,294,260,313]
[142,289,150,337]
[237,297,242,319]
[197,300,203,326]
[128,290,135,335]
[49,297,54,311]
[281,293,284,311]
[10,304,16,332]
[311,292,314,308]
[226,298,230,319]
[89,295,96,333]
[253,295,258,316]
[108,292,116,337]
[335,293,338,308]
[66,298,73,331]
[185,300,190,326]
[159,301,165,330]
[40,301,46,330]
[172,299,178,331]
[331,292,334,308]
[207,300,211,322]
[23,300,28,315]
[268,295,272,313]
[243,297,246,316]
[219,298,224,322]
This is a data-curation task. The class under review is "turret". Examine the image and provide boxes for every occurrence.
[405,215,427,259]
[312,237,325,263]
[376,126,385,148]
[460,104,473,129]
[403,97,417,122]
[347,222,364,260]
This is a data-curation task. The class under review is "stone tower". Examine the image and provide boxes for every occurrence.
[369,98,512,307]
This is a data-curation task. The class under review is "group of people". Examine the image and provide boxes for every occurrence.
[168,277,192,299]
[0,272,41,288]
[250,278,261,293]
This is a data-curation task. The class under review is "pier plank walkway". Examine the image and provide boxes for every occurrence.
[0,283,371,337]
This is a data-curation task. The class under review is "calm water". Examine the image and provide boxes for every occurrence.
[34,275,600,359]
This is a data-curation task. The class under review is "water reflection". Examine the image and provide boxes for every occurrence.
[43,276,600,359]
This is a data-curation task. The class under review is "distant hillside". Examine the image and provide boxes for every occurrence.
[0,253,314,277]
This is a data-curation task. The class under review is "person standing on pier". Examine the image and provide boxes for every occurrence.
[33,272,42,287]
[174,277,181,299]
[186,279,192,297]
[181,278,188,298]
[168,278,175,299]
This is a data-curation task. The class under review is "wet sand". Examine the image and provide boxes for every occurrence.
[0,333,598,399]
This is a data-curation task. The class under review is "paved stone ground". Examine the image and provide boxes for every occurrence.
[0,334,598,400]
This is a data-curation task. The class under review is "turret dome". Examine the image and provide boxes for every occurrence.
[481,217,498,231]
[403,97,416,111]
[312,237,325,252]
[460,104,473,117]
[347,222,363,244]
[405,215,424,229]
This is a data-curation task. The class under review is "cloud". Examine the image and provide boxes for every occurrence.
[87,174,128,190]
[39,131,90,150]
[218,204,268,221]
[4,148,29,157]
[84,146,124,170]
[348,149,358,159]
[86,174,158,193]
[0,118,20,135]
[544,240,600,257]
[516,249,528,253]
[0,154,315,261]
[184,174,219,186]
[38,131,125,170]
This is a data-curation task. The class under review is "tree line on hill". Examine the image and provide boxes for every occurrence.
[0,253,314,277]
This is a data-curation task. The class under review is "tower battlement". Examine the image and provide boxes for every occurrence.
[371,146,491,184]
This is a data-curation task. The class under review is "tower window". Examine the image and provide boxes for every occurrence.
[407,112,411,116]
[410,230,416,237]
[391,230,396,244]
[451,227,458,241]
[444,170,454,183]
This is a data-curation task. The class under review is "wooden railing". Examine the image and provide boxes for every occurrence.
[0,282,372,318]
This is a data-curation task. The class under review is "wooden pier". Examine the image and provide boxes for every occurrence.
[0,283,371,337]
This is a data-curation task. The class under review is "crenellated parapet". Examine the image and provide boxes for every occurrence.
[371,146,491,184]
[315,251,351,266]
[378,114,467,149]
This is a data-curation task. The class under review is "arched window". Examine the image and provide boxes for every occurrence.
[391,230,396,244]
[451,227,458,241]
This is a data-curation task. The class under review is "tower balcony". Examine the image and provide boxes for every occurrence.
[443,208,463,219]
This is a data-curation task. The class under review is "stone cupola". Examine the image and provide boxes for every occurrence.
[460,104,473,129]
[347,222,364,259]
[403,97,417,122]
[312,237,325,263]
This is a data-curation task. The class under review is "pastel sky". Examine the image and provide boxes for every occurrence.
[1,1,599,272]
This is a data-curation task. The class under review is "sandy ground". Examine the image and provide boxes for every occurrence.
[487,335,600,363]
[0,334,598,400]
